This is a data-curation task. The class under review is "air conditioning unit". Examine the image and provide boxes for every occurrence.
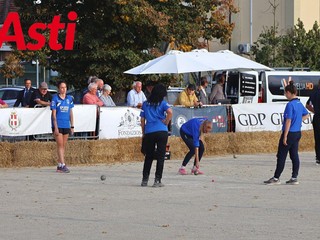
[238,43,251,54]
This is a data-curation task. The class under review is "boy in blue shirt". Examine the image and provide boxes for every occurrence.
[264,81,309,185]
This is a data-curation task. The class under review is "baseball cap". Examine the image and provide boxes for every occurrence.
[40,82,48,89]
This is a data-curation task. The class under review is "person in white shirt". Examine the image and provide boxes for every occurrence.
[100,84,116,107]
[126,81,147,108]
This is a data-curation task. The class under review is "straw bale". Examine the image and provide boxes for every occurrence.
[230,131,281,154]
[300,130,314,152]
[0,142,13,167]
[0,130,316,168]
[13,141,55,167]
[205,133,231,156]
[65,140,93,164]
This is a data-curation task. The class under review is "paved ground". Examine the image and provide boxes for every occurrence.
[1,152,320,240]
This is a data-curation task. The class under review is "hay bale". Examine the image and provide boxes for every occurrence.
[0,142,13,167]
[300,130,314,152]
[205,133,231,156]
[13,141,55,167]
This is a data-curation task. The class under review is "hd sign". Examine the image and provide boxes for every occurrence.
[232,103,313,132]
[0,11,77,51]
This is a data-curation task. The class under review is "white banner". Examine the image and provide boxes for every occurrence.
[0,107,51,136]
[232,103,313,132]
[99,107,142,139]
[0,105,97,136]
[73,105,97,132]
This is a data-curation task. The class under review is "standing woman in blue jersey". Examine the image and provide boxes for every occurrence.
[140,83,172,187]
[178,118,213,175]
[51,81,74,173]
[264,81,309,185]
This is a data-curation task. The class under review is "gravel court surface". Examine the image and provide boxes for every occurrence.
[0,152,319,240]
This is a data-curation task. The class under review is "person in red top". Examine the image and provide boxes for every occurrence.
[82,82,103,137]
[82,83,103,106]
[0,98,8,108]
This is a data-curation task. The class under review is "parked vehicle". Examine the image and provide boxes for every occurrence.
[0,87,24,107]
[0,86,57,107]
[212,70,320,105]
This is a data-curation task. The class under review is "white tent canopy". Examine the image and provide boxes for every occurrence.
[124,49,272,75]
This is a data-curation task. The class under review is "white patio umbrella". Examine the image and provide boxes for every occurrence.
[124,49,272,75]
[192,49,273,71]
[124,50,216,74]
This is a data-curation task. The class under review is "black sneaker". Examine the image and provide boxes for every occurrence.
[141,179,148,187]
[264,177,280,185]
[316,159,320,165]
[57,165,70,173]
[286,178,299,185]
[152,179,164,187]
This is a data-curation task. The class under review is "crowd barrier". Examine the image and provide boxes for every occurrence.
[0,103,314,142]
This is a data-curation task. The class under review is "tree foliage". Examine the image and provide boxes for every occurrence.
[0,54,24,80]
[11,0,238,90]
[252,19,320,70]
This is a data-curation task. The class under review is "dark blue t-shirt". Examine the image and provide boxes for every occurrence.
[51,94,74,128]
[140,100,170,134]
[181,117,208,147]
[282,98,308,132]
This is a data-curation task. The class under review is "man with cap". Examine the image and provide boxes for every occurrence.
[174,83,202,108]
[29,82,53,108]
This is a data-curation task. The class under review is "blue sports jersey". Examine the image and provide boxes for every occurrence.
[140,100,170,134]
[181,117,208,147]
[282,98,308,132]
[51,95,74,128]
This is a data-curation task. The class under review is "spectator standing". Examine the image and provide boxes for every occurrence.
[264,81,309,185]
[144,80,155,100]
[127,81,147,108]
[209,74,226,104]
[140,83,172,187]
[198,76,209,105]
[0,98,8,108]
[51,81,74,173]
[29,82,52,108]
[14,79,35,107]
[174,84,201,107]
[82,83,103,106]
[95,78,104,98]
[83,83,103,137]
[178,118,212,175]
[306,80,320,165]
[100,84,116,107]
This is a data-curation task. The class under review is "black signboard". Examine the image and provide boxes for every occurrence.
[240,73,256,96]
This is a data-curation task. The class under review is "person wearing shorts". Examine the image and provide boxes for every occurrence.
[51,81,74,173]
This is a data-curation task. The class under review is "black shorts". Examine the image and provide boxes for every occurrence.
[52,128,71,135]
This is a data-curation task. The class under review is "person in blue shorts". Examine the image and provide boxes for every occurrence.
[51,81,74,173]
[264,81,309,185]
[178,117,213,175]
[140,83,172,187]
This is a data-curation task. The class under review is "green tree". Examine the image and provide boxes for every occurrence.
[12,0,238,90]
[0,54,25,84]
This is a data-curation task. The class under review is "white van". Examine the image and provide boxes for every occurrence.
[260,71,320,105]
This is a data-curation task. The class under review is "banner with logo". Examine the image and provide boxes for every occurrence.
[171,106,228,136]
[99,107,142,139]
[232,103,313,132]
[0,107,51,136]
[0,105,97,136]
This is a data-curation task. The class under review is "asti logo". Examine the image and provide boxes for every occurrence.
[8,110,21,131]
[0,11,77,50]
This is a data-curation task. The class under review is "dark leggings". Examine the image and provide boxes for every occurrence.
[142,131,168,181]
[180,128,204,167]
[274,131,301,179]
